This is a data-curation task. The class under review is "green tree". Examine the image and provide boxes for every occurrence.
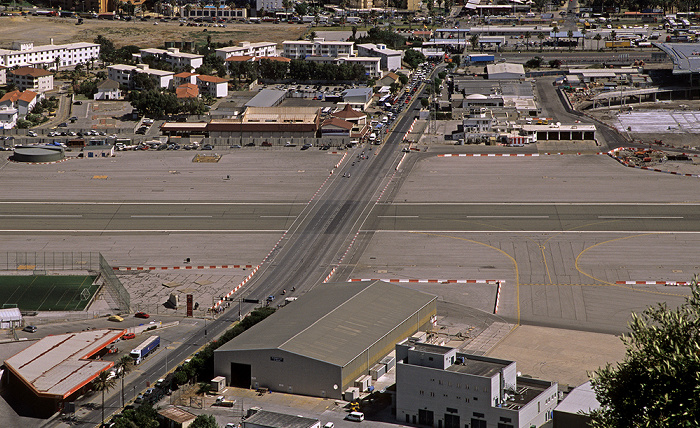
[524,56,543,68]
[537,32,545,52]
[594,33,602,51]
[397,72,408,85]
[114,355,133,408]
[524,31,531,51]
[590,276,700,428]
[404,49,426,69]
[294,2,308,15]
[93,370,117,425]
[567,30,574,51]
[470,34,480,52]
[133,73,157,91]
[190,414,219,428]
[420,97,429,107]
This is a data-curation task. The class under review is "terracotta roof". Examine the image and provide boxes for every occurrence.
[331,104,365,119]
[18,90,38,103]
[197,75,228,83]
[225,55,254,62]
[256,56,291,63]
[321,117,354,130]
[0,90,20,103]
[11,66,52,78]
[174,72,197,78]
[0,90,37,104]
[176,83,199,99]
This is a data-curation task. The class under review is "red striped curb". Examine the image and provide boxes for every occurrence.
[114,264,254,271]
[615,280,689,286]
[350,278,504,284]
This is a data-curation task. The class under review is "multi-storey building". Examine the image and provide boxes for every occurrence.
[182,5,247,21]
[282,38,354,59]
[395,339,558,428]
[9,67,53,93]
[215,42,278,61]
[196,75,228,98]
[356,43,403,72]
[0,40,100,70]
[306,55,382,79]
[255,0,284,12]
[135,48,203,72]
[107,64,174,89]
[0,90,42,118]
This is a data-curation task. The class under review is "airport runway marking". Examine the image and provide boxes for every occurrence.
[130,215,213,218]
[0,214,83,218]
[574,233,689,297]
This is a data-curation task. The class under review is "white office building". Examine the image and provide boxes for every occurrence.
[282,38,354,59]
[182,5,247,21]
[108,64,174,89]
[215,42,278,60]
[395,339,558,428]
[135,48,203,72]
[0,40,100,70]
[256,0,284,12]
[356,43,403,72]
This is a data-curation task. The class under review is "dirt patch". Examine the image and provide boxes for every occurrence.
[0,16,306,49]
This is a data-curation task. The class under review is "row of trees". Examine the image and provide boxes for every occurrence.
[130,89,210,117]
[229,58,369,83]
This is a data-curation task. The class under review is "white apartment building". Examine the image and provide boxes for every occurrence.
[256,0,284,12]
[0,90,42,117]
[395,339,558,428]
[196,75,228,98]
[136,48,203,72]
[282,38,354,59]
[0,40,100,70]
[356,43,403,72]
[108,64,174,89]
[182,5,247,20]
[305,55,382,79]
[0,107,18,129]
[9,67,54,93]
[215,42,278,60]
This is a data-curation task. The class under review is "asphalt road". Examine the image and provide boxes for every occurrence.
[5,202,699,234]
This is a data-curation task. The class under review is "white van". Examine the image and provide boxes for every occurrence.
[347,412,365,422]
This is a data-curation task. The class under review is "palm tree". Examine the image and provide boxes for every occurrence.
[594,33,602,51]
[114,355,133,408]
[567,30,574,51]
[538,32,545,52]
[610,30,617,41]
[93,370,117,425]
[470,34,479,52]
[524,31,531,51]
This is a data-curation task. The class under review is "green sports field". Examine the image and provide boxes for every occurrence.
[0,275,99,311]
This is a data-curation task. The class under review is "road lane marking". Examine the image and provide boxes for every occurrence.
[365,230,700,234]
[0,202,307,205]
[465,215,550,219]
[259,216,297,218]
[381,202,700,206]
[130,215,213,218]
[377,215,420,218]
[597,216,683,219]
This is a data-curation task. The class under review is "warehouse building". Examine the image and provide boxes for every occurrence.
[213,280,437,399]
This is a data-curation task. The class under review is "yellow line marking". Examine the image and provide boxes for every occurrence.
[412,231,521,325]
[574,233,688,297]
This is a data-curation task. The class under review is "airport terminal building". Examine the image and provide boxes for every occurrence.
[213,280,437,399]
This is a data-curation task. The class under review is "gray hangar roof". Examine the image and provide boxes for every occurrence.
[217,280,436,367]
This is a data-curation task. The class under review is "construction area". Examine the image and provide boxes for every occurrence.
[608,147,700,175]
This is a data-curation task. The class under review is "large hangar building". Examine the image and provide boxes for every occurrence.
[214,280,437,399]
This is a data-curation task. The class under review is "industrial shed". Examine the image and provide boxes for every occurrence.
[214,280,437,399]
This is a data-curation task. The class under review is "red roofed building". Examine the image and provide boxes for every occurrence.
[176,83,199,99]
[0,89,42,117]
[172,71,198,87]
[196,74,228,98]
[224,55,255,63]
[9,66,54,93]
[331,104,367,126]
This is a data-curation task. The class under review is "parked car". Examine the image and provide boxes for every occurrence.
[23,325,37,333]
[201,144,214,150]
[261,141,272,147]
